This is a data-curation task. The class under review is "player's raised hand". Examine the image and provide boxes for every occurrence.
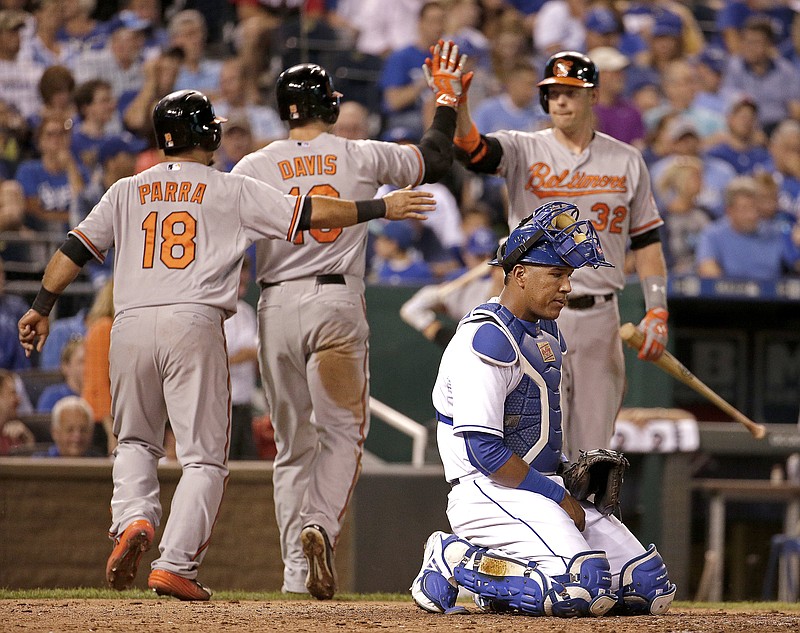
[636,308,668,361]
[18,309,50,357]
[422,39,468,108]
[382,187,436,221]
[559,491,586,531]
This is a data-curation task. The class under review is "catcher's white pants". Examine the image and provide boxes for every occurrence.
[446,474,646,588]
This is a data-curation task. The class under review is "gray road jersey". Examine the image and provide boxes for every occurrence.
[232,132,425,283]
[493,128,663,295]
[71,161,305,315]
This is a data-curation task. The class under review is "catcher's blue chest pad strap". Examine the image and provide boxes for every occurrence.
[465,302,564,474]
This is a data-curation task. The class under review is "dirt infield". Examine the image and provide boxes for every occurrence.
[3,600,800,632]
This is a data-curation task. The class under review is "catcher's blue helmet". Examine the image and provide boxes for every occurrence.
[491,202,612,271]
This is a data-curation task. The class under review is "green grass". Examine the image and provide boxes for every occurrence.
[2,590,800,610]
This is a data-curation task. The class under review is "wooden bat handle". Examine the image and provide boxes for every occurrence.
[619,322,767,440]
[437,260,492,298]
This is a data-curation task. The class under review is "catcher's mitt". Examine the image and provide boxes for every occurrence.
[562,449,629,516]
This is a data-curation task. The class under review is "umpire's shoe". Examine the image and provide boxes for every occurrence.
[106,519,154,590]
[148,569,213,601]
[301,524,337,600]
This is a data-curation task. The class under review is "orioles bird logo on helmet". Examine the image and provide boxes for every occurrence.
[554,59,573,77]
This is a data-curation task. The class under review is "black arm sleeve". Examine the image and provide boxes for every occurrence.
[417,106,457,183]
[630,227,662,251]
[296,196,313,231]
[460,135,503,174]
[59,234,95,267]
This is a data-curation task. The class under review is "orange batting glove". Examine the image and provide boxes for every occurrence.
[422,39,468,108]
[637,308,668,361]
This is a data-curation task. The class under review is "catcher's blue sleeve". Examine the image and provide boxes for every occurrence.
[463,431,565,502]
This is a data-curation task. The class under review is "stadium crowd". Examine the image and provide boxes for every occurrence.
[1,0,800,455]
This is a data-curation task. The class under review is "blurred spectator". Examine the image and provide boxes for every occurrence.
[764,120,800,218]
[122,44,182,137]
[753,170,797,230]
[0,9,45,121]
[696,175,800,280]
[444,0,491,71]
[379,1,445,141]
[214,117,255,172]
[650,118,736,218]
[0,257,27,323]
[39,311,86,370]
[622,2,704,59]
[720,16,800,137]
[332,0,424,57]
[58,0,113,52]
[644,59,724,139]
[716,0,796,55]
[472,61,548,134]
[655,155,712,274]
[705,94,771,175]
[0,181,28,264]
[691,47,731,118]
[229,0,283,92]
[15,115,86,234]
[72,12,148,107]
[120,0,169,58]
[81,279,114,455]
[213,57,286,147]
[584,5,644,58]
[372,220,435,285]
[71,79,122,172]
[780,10,800,63]
[32,64,77,132]
[400,225,503,347]
[22,0,79,68]
[224,255,259,460]
[332,101,372,140]
[533,0,588,58]
[590,46,645,148]
[0,368,34,455]
[634,8,688,74]
[36,337,84,412]
[168,9,222,97]
[34,395,104,457]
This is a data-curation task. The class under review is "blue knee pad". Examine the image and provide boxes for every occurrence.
[615,544,677,615]
[454,548,549,616]
[546,551,617,617]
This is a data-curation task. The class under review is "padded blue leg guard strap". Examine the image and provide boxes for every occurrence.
[546,551,617,617]
[615,544,677,615]
[454,548,549,616]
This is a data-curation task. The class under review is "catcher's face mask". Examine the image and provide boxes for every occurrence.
[491,201,613,272]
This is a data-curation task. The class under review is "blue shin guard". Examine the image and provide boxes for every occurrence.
[615,544,677,615]
[546,551,617,617]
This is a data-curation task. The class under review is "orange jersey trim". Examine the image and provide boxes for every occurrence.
[630,217,664,236]
[409,144,425,187]
[286,194,306,242]
[69,229,105,263]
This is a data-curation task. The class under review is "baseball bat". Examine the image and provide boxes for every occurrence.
[619,322,767,440]
[437,260,492,298]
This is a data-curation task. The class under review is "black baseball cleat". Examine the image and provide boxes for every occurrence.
[301,524,337,600]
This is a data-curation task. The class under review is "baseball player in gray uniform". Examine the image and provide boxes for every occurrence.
[17,89,434,601]
[453,51,669,460]
[411,202,676,618]
[231,43,469,599]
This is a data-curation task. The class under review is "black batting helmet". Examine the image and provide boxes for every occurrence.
[537,51,599,113]
[153,89,226,153]
[276,63,340,124]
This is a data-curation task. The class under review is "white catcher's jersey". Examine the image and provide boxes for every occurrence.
[71,161,305,316]
[492,128,663,296]
[232,132,425,283]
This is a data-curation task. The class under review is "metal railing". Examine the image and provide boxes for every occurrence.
[369,396,428,468]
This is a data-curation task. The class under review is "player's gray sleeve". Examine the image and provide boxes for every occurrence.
[69,183,118,262]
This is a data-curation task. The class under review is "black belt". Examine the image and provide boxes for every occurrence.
[565,293,614,310]
[260,274,346,290]
[448,479,460,488]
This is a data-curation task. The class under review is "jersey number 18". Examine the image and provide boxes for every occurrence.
[142,210,196,269]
